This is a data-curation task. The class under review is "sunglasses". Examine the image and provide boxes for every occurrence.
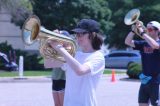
[147,28,154,32]
[147,26,158,32]
[75,32,88,37]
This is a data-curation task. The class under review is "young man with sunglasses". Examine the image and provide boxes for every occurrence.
[44,19,105,106]
[125,21,160,106]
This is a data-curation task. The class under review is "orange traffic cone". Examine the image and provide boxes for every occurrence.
[111,69,116,82]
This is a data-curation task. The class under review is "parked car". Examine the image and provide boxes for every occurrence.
[105,50,141,69]
[0,52,18,71]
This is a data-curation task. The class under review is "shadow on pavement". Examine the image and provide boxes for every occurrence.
[120,77,140,82]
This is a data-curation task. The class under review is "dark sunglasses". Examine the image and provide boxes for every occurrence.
[75,32,88,37]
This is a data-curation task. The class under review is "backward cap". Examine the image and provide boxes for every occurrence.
[149,21,160,30]
[72,19,100,33]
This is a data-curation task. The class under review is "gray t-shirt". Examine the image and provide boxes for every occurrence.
[52,68,65,80]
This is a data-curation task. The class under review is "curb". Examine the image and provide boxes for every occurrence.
[0,74,136,83]
[0,76,51,83]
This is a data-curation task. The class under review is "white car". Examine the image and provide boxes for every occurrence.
[105,50,141,69]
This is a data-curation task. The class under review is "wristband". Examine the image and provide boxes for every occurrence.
[140,32,145,37]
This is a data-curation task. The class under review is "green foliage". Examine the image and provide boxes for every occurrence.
[107,0,160,49]
[2,0,160,49]
[0,41,13,55]
[0,0,32,28]
[126,62,142,79]
[23,54,43,70]
[0,42,44,70]
[30,0,113,34]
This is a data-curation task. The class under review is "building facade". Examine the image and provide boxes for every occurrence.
[0,7,39,51]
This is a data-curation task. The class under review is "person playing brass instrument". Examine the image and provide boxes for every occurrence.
[51,30,70,106]
[125,20,160,106]
[44,19,105,106]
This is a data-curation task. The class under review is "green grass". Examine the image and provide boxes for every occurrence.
[0,69,125,77]
[0,70,52,77]
[103,70,125,74]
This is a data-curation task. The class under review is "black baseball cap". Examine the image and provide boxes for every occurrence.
[72,19,100,33]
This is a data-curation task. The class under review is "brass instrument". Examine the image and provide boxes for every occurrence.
[124,8,147,36]
[22,15,76,62]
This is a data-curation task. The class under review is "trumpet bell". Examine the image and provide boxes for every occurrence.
[22,15,40,45]
[124,9,148,37]
[124,9,140,25]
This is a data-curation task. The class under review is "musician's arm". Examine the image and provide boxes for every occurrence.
[141,33,160,49]
[61,47,90,75]
[125,31,135,47]
[136,21,160,49]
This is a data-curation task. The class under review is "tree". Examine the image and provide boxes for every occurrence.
[107,0,160,49]
[30,0,113,34]
[0,0,32,28]
[3,0,160,49]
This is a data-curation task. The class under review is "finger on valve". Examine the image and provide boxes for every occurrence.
[63,42,71,50]
[47,39,56,49]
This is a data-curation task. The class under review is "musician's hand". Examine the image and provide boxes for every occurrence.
[51,29,72,50]
[136,21,144,33]
[47,29,63,50]
[47,39,63,51]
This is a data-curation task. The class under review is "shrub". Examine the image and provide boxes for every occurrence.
[0,41,44,70]
[126,62,142,79]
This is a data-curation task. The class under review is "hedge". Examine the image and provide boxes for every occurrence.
[0,41,44,70]
[126,62,142,79]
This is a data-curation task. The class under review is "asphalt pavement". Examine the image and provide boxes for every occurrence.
[0,73,141,106]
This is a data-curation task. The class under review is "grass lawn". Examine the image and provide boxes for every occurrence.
[0,69,125,77]
[103,69,125,74]
[0,70,52,77]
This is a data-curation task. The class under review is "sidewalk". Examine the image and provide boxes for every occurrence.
[97,74,140,106]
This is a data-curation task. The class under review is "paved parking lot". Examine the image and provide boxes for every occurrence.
[97,75,140,106]
[0,74,140,106]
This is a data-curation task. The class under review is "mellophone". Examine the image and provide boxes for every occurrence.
[22,15,77,62]
[124,8,148,37]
